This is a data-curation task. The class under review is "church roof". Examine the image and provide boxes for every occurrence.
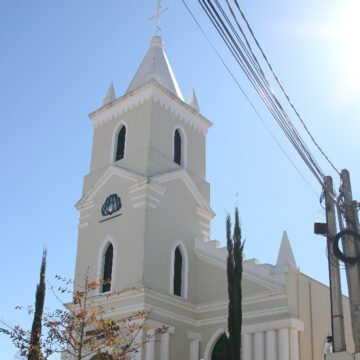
[126,36,184,101]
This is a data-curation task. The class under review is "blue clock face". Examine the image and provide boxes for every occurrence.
[101,194,122,216]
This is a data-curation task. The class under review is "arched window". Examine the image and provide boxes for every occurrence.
[102,243,113,293]
[174,129,181,165]
[173,247,183,296]
[115,126,126,161]
[170,241,188,299]
[211,334,228,360]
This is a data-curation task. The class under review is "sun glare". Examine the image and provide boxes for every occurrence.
[334,0,360,91]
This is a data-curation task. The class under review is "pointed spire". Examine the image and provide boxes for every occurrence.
[103,82,116,106]
[276,231,297,269]
[126,36,184,100]
[188,89,200,112]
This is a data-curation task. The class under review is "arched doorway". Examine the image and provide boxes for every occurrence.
[211,333,228,360]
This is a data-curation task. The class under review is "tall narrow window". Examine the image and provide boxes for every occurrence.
[102,243,113,293]
[174,129,181,165]
[115,126,126,161]
[173,246,182,296]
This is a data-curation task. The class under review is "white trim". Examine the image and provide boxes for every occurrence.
[83,287,286,319]
[153,168,214,213]
[97,235,117,295]
[194,249,226,270]
[128,179,166,196]
[195,247,284,291]
[68,286,292,328]
[76,165,146,210]
[244,270,284,290]
[203,328,228,360]
[133,201,158,209]
[103,303,146,318]
[146,319,175,334]
[111,120,127,164]
[243,291,287,305]
[77,222,88,229]
[197,206,215,220]
[128,180,165,210]
[243,306,288,319]
[197,306,288,326]
[242,318,304,334]
[194,236,284,290]
[172,125,187,168]
[187,331,202,341]
[130,193,160,204]
[89,81,212,135]
[199,221,210,230]
[169,240,189,300]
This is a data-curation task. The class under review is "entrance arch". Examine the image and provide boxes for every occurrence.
[211,334,228,360]
[203,328,229,360]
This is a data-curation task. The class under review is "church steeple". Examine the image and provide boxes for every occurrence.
[126,36,184,100]
[75,31,214,301]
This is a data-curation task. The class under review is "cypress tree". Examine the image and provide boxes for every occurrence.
[28,249,47,360]
[226,207,244,360]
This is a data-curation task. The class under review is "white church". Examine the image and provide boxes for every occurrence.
[72,34,354,360]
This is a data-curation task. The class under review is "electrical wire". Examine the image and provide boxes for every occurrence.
[198,0,326,186]
[180,0,320,198]
[217,0,326,181]
[231,0,340,176]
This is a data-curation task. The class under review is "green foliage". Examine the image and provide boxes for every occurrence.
[226,207,245,360]
[28,249,47,360]
[1,272,168,360]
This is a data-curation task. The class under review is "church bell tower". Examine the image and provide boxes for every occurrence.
[74,35,214,301]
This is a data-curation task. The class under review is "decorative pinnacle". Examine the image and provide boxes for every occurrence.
[149,0,168,35]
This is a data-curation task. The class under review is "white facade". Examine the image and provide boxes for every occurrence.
[73,36,354,360]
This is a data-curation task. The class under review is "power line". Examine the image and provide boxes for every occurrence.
[231,0,340,176]
[198,0,326,187]
[180,0,320,198]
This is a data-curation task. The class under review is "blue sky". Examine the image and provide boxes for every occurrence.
[1,0,359,358]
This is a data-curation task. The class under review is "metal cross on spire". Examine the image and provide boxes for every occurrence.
[149,0,168,35]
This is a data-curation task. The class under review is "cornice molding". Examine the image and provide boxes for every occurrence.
[76,167,212,217]
[242,317,304,334]
[81,286,286,320]
[152,168,214,214]
[89,81,212,136]
[194,241,284,291]
[75,166,146,210]
[197,206,215,221]
[128,179,166,210]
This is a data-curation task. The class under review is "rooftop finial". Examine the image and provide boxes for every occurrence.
[149,0,168,35]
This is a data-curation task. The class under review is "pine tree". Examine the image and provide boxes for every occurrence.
[28,249,47,360]
[226,207,244,360]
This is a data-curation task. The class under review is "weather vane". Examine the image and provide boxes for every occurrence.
[149,0,168,35]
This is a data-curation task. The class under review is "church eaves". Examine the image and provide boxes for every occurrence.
[126,36,184,101]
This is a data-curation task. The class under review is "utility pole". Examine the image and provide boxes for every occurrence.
[339,169,360,353]
[324,176,346,352]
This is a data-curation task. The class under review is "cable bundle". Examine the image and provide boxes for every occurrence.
[182,0,341,189]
